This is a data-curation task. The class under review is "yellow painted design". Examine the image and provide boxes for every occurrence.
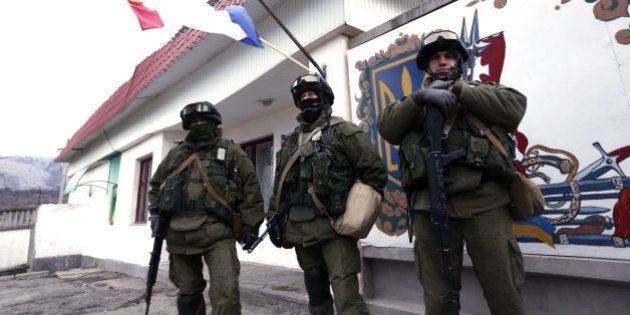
[513,224,556,248]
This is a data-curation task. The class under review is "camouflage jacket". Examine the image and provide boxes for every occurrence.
[148,132,264,254]
[269,114,387,246]
[377,79,527,217]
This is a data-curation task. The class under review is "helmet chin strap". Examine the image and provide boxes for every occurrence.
[430,66,461,81]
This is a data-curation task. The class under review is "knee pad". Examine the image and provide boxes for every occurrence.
[176,292,206,315]
[303,266,332,307]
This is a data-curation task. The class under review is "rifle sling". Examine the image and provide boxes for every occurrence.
[193,155,242,239]
[466,113,509,158]
[193,156,233,212]
[159,152,200,190]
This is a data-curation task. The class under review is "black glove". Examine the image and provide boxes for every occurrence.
[268,222,283,248]
[149,214,160,238]
[413,80,458,115]
[240,226,258,251]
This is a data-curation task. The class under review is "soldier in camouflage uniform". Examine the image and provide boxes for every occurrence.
[377,30,527,314]
[148,101,264,315]
[268,74,387,314]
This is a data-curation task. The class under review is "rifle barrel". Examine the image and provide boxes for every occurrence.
[145,217,167,315]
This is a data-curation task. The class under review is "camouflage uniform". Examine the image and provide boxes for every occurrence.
[378,79,527,315]
[269,111,387,315]
[149,124,264,315]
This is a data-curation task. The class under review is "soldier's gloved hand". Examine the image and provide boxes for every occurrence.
[268,222,283,248]
[240,226,258,251]
[413,80,458,115]
[149,214,160,238]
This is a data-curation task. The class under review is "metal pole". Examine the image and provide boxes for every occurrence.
[255,0,325,77]
[260,38,312,73]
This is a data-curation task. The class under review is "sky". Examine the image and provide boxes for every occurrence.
[0,1,182,158]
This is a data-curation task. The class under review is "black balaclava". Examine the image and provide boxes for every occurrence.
[299,97,324,124]
[186,121,220,143]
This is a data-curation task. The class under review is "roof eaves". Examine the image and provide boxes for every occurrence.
[56,27,207,162]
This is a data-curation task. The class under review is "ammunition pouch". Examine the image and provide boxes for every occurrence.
[288,205,317,222]
[181,197,233,222]
[169,213,208,232]
[464,124,515,182]
[326,185,349,215]
[399,130,430,190]
[398,122,515,193]
[157,174,186,215]
[311,152,332,196]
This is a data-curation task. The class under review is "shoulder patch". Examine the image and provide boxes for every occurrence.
[336,121,362,137]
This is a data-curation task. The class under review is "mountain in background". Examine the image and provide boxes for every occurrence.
[0,156,63,190]
[0,156,64,209]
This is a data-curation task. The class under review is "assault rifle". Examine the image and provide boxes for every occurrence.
[144,214,169,315]
[424,106,465,314]
[245,214,282,253]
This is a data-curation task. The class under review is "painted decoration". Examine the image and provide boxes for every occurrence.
[352,5,630,254]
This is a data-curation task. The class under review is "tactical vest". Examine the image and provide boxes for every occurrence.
[279,124,357,215]
[166,139,240,221]
[398,114,515,193]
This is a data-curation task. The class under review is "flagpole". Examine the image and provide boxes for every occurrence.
[260,38,312,73]
[255,0,326,78]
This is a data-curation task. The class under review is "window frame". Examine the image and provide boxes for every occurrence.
[134,155,153,223]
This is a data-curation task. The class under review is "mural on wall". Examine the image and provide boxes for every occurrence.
[354,10,630,249]
[465,0,630,45]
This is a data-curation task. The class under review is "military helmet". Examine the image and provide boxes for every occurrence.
[290,73,334,109]
[416,29,469,71]
[180,101,222,130]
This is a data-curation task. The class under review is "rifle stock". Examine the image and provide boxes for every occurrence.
[145,215,168,315]
[424,107,465,314]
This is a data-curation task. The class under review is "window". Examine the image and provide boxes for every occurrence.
[135,156,153,223]
[241,136,274,212]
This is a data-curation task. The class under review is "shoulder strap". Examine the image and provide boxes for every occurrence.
[159,152,199,190]
[466,113,509,158]
[274,118,344,211]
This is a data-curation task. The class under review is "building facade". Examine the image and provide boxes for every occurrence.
[33,1,630,314]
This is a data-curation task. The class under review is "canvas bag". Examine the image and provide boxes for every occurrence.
[467,114,544,221]
[329,180,382,239]
[310,179,382,239]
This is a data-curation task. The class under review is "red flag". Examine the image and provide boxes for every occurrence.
[128,0,164,31]
[213,0,248,11]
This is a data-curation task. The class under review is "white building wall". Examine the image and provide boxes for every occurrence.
[348,0,630,258]
[34,204,85,258]
[345,0,421,31]
[310,35,353,121]
[0,230,29,268]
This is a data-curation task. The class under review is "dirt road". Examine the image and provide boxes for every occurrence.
[0,268,306,315]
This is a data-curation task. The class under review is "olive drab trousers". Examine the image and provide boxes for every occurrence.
[413,206,526,315]
[295,236,369,315]
[169,238,241,315]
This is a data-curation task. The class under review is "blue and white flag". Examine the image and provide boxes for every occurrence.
[172,0,263,48]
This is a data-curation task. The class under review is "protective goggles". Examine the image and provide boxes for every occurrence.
[422,30,459,46]
[292,74,322,89]
[181,102,211,116]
